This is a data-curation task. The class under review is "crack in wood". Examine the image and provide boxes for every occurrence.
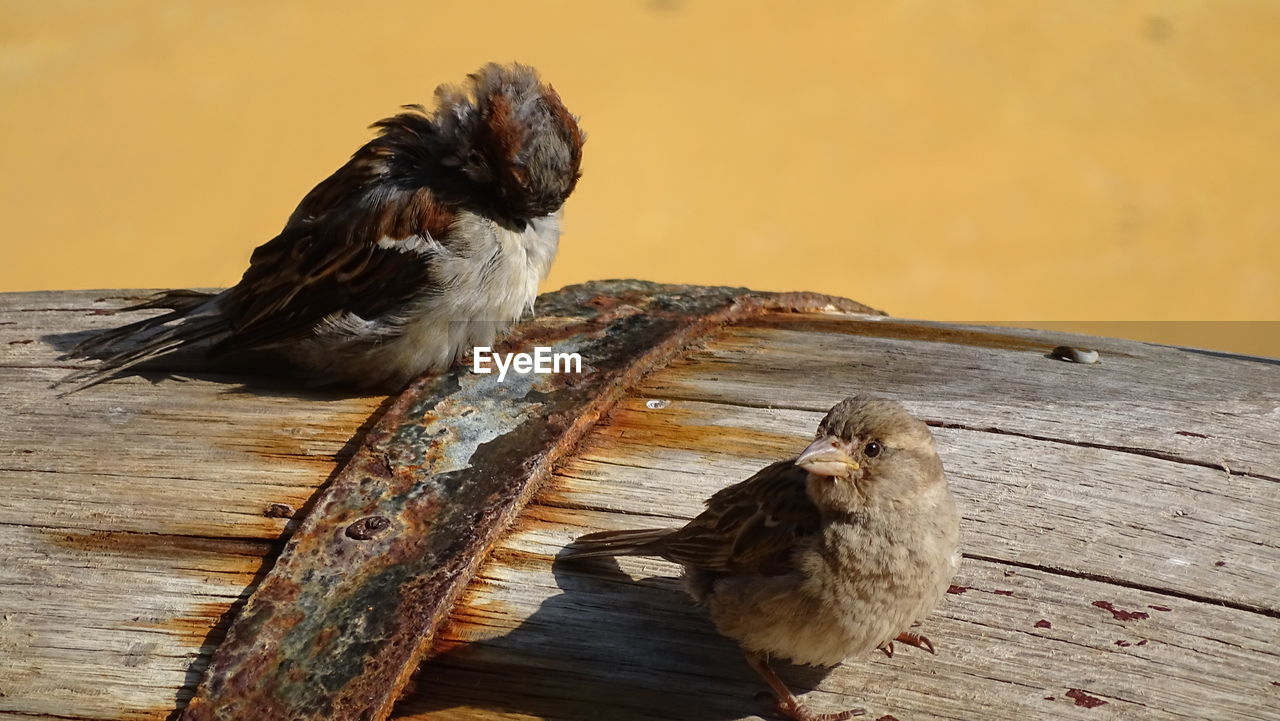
[621,392,1280,483]
[932,421,1280,483]
[962,552,1279,618]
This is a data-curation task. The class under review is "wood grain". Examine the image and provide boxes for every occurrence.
[0,291,385,720]
[645,313,1280,478]
[398,514,1279,721]
[397,311,1280,721]
[545,397,1280,613]
[5,292,1277,721]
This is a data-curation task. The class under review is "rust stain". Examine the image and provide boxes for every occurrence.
[1065,689,1108,709]
[1148,604,1171,612]
[484,545,556,573]
[597,403,802,461]
[178,281,874,721]
[517,499,603,529]
[947,585,970,594]
[149,600,242,642]
[44,528,273,579]
[47,528,271,560]
[1092,600,1150,622]
[1034,619,1052,629]
[441,596,517,634]
[426,571,517,659]
[7,338,33,345]
[1115,640,1131,647]
[497,291,651,350]
[264,503,296,518]
[584,292,646,311]
[993,590,1014,596]
[533,476,590,510]
[1176,430,1210,438]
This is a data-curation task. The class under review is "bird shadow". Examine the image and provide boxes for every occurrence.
[392,552,838,721]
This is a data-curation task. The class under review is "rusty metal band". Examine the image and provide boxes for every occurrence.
[179,280,875,721]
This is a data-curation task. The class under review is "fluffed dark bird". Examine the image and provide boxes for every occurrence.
[59,62,583,394]
[564,395,961,721]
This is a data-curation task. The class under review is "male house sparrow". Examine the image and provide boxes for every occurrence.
[564,396,960,721]
[59,62,583,393]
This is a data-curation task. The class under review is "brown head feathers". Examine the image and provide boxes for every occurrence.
[372,63,584,225]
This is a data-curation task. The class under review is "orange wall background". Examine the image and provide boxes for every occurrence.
[2,1,1278,354]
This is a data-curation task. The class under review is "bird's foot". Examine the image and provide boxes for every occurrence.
[745,651,865,721]
[770,695,865,721]
[892,631,935,655]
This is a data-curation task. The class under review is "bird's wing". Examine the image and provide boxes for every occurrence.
[214,146,456,354]
[655,459,821,574]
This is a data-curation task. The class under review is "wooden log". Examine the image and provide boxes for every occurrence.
[397,315,1279,720]
[1,283,1276,721]
[0,291,384,720]
[174,281,871,721]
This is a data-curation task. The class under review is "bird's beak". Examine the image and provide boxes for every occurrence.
[796,436,859,477]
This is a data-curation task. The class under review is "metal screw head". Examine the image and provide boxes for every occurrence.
[345,516,392,540]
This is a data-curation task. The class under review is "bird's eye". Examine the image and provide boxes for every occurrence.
[864,441,882,458]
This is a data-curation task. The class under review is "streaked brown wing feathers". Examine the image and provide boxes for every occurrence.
[655,459,819,574]
[216,180,455,353]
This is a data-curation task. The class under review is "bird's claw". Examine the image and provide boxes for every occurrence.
[893,631,936,655]
[878,641,894,658]
[772,696,866,721]
[746,651,866,721]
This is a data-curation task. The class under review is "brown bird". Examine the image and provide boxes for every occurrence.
[563,395,960,721]
[58,62,583,394]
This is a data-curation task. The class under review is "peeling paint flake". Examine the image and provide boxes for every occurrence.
[1065,689,1108,709]
[1092,600,1150,622]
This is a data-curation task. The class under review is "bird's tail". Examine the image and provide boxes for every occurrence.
[122,289,218,313]
[55,290,229,395]
[561,527,678,560]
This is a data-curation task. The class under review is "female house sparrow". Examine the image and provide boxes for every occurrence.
[564,396,960,721]
[59,62,583,393]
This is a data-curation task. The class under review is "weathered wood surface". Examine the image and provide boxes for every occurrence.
[0,291,386,720]
[395,313,1280,720]
[2,289,1278,721]
[176,283,873,721]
